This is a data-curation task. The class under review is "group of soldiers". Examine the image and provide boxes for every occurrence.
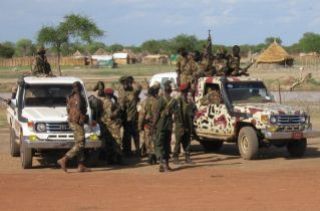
[176,31,252,88]
[87,75,196,173]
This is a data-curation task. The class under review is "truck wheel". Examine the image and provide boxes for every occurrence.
[238,127,259,160]
[20,142,32,169]
[287,139,307,158]
[10,129,20,157]
[200,139,223,152]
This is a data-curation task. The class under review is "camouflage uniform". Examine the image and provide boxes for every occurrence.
[226,45,241,76]
[65,86,87,163]
[153,93,176,170]
[177,55,198,85]
[101,94,123,162]
[31,48,52,76]
[138,88,158,163]
[201,89,222,105]
[173,93,196,163]
[118,77,142,155]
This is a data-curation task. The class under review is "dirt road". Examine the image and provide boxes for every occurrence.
[1,127,320,211]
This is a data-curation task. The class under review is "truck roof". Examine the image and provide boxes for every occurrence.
[23,76,83,85]
[202,76,261,84]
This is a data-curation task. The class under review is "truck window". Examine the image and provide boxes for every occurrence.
[201,83,223,105]
[225,81,271,104]
[23,84,86,107]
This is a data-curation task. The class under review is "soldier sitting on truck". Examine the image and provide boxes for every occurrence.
[32,47,52,76]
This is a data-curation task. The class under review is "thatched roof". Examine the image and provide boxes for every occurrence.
[94,48,108,55]
[73,50,83,57]
[257,41,293,63]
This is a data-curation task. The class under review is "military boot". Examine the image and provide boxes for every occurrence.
[163,159,172,172]
[148,154,157,165]
[185,153,193,164]
[172,156,180,165]
[78,163,91,173]
[57,156,68,173]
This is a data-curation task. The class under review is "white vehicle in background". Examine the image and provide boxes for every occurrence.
[7,76,102,169]
[149,72,177,88]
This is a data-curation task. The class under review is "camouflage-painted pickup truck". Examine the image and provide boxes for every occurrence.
[194,76,320,160]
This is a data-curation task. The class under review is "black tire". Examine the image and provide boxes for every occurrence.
[10,129,20,157]
[20,141,32,169]
[287,139,307,158]
[200,139,223,152]
[238,127,259,160]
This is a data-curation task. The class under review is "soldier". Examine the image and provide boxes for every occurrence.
[153,80,176,172]
[176,48,188,87]
[101,88,123,164]
[213,48,228,76]
[118,76,142,156]
[138,84,160,164]
[57,81,89,173]
[201,87,222,105]
[173,83,196,164]
[226,45,241,76]
[88,81,105,122]
[32,47,52,76]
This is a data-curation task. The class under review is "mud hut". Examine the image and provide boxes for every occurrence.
[142,54,169,65]
[113,52,129,65]
[94,48,108,56]
[256,41,293,68]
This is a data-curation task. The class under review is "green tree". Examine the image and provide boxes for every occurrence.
[169,34,198,53]
[87,42,107,55]
[37,25,68,75]
[16,39,35,56]
[265,37,282,45]
[298,32,320,53]
[0,42,15,58]
[141,40,162,54]
[108,44,124,53]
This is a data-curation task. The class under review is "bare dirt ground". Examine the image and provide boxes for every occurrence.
[1,127,320,211]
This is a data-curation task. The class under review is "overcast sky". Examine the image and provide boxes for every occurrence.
[0,0,319,46]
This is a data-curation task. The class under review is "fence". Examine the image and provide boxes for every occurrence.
[0,56,86,68]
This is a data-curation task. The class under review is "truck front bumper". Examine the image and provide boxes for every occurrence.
[22,136,102,149]
[262,129,320,140]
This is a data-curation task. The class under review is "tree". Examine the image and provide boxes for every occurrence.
[108,44,124,53]
[0,42,15,58]
[37,13,104,75]
[169,34,198,53]
[141,40,162,54]
[16,39,35,56]
[87,42,107,55]
[265,37,282,45]
[37,26,68,75]
[298,32,320,53]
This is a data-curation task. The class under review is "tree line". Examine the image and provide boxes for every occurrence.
[1,13,320,59]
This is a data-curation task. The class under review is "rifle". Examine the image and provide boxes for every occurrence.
[204,30,214,72]
[238,61,254,76]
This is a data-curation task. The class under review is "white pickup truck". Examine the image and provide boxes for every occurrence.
[7,76,102,168]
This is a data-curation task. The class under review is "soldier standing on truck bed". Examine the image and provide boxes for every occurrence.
[176,49,198,87]
[57,81,90,173]
[153,80,176,172]
[118,76,142,156]
[32,47,52,76]
[173,83,196,164]
[138,83,160,164]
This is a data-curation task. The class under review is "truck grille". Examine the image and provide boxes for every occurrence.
[276,115,301,125]
[46,122,72,132]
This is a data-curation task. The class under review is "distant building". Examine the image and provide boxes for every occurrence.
[142,54,169,65]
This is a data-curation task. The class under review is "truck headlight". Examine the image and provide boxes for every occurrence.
[270,116,277,124]
[300,116,306,123]
[36,123,46,132]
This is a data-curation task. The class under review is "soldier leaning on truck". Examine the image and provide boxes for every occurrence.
[57,81,90,173]
[101,88,123,164]
[173,83,196,164]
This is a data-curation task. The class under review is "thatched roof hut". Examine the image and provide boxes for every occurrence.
[142,54,169,65]
[73,50,84,58]
[256,41,293,67]
[94,48,108,56]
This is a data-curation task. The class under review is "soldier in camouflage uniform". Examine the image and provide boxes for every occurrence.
[176,49,198,86]
[226,45,241,76]
[198,32,216,77]
[153,80,176,172]
[201,87,222,105]
[118,76,142,156]
[173,83,196,164]
[213,48,229,76]
[138,84,160,164]
[31,47,52,76]
[57,81,90,173]
[101,88,123,164]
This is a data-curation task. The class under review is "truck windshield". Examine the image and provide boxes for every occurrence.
[225,81,272,104]
[24,84,75,107]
